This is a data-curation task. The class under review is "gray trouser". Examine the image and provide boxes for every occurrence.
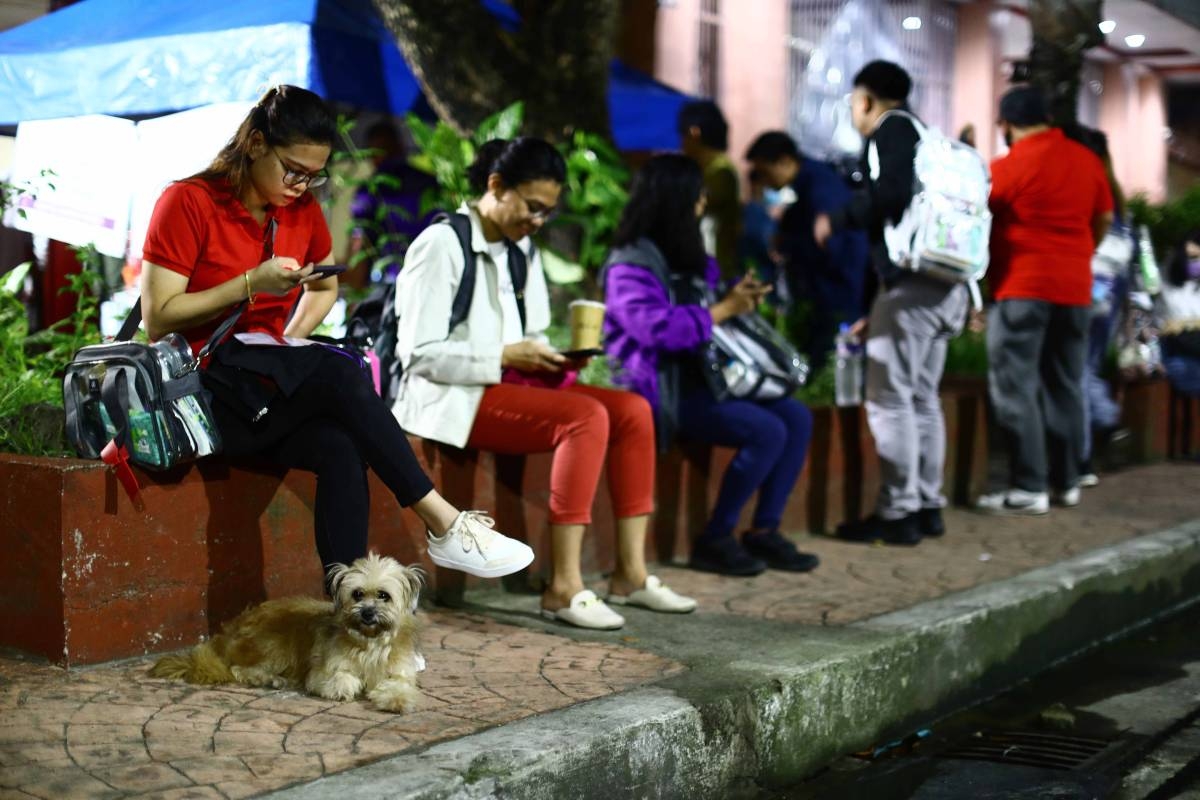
[865,277,970,520]
[986,299,1089,493]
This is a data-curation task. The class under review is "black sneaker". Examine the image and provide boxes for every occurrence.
[689,535,768,576]
[913,508,945,538]
[743,531,820,572]
[836,515,922,546]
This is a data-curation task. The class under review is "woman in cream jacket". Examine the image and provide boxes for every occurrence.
[392,138,695,629]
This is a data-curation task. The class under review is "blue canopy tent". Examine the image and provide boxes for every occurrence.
[0,0,690,151]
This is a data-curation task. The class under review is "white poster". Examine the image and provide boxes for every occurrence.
[128,102,254,260]
[5,115,137,258]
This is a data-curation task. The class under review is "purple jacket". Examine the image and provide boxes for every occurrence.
[603,242,720,411]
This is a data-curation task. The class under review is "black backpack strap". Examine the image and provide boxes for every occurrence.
[506,239,530,333]
[434,212,477,332]
[113,296,247,360]
[116,301,143,342]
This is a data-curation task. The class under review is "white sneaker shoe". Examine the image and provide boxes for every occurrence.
[541,590,625,630]
[1051,487,1081,507]
[608,575,697,614]
[426,510,534,578]
[1078,473,1099,488]
[975,489,1050,516]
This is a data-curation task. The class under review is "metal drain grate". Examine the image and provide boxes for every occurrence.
[938,730,1113,771]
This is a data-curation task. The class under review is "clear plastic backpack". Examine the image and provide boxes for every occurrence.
[868,110,992,303]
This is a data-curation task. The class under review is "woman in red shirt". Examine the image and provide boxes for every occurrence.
[140,86,533,585]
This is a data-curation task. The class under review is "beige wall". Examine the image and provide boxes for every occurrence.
[1100,62,1169,204]
[719,3,789,168]
[654,0,789,190]
[655,0,699,100]
[951,0,1005,163]
[653,0,1170,201]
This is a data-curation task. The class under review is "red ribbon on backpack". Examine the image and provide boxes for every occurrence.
[101,439,145,512]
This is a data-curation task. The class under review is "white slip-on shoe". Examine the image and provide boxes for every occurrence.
[540,590,625,630]
[975,489,1050,516]
[426,510,534,578]
[1051,487,1081,507]
[608,575,697,613]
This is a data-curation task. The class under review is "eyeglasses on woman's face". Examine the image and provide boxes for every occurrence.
[271,147,328,189]
[513,188,557,222]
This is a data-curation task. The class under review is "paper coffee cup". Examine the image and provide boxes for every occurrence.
[568,300,606,350]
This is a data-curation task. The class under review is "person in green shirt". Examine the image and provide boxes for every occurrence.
[678,100,742,280]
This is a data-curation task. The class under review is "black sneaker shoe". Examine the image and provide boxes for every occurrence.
[836,515,922,546]
[743,531,820,572]
[689,535,768,576]
[913,508,945,538]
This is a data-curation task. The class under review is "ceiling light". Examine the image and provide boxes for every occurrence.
[1098,20,1116,34]
[902,16,922,31]
[1124,34,1146,48]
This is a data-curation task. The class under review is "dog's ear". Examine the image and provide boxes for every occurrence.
[326,562,351,612]
[401,565,426,612]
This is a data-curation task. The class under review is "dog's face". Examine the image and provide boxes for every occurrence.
[328,553,423,639]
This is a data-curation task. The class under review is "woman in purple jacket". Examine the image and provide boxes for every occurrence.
[603,154,818,576]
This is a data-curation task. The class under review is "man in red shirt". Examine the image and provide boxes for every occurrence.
[977,86,1113,515]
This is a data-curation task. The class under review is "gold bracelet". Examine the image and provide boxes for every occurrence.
[243,271,255,306]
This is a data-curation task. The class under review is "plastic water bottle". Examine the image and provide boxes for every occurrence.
[834,324,864,407]
[1138,225,1162,295]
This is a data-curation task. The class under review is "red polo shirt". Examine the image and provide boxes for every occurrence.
[988,128,1112,306]
[142,178,332,354]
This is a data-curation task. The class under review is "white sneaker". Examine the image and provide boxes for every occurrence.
[975,489,1050,516]
[1051,487,1081,507]
[608,575,697,614]
[542,590,625,630]
[426,510,534,578]
[1078,473,1099,488]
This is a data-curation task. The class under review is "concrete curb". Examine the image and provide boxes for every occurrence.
[265,521,1200,800]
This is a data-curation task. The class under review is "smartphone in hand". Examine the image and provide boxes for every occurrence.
[308,264,349,278]
[559,348,604,359]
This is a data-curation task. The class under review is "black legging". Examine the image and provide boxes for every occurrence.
[207,348,434,572]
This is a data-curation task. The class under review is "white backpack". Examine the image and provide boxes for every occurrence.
[868,110,991,304]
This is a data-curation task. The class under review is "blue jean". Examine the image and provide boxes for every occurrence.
[1165,355,1200,397]
[677,392,813,539]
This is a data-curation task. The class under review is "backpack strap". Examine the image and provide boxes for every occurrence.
[867,109,926,183]
[505,239,530,333]
[435,211,529,335]
[434,212,477,332]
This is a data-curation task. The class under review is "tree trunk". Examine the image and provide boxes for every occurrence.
[372,0,617,142]
[1026,0,1103,129]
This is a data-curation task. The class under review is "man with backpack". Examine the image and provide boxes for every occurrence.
[814,60,970,545]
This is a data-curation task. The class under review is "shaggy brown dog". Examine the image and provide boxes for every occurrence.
[150,553,424,712]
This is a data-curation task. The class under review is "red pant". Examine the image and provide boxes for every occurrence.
[467,384,655,525]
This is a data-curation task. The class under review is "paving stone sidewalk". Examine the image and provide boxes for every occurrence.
[1,461,1197,800]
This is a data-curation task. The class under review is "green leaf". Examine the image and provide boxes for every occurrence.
[540,247,587,285]
[1,262,31,295]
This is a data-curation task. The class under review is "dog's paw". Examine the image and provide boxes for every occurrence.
[313,671,363,702]
[368,679,420,713]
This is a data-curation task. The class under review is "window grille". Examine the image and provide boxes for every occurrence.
[698,0,721,98]
[787,0,957,161]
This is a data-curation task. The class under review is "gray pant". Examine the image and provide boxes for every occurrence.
[865,277,970,520]
[986,299,1089,493]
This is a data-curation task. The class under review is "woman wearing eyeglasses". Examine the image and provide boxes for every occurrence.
[392,137,696,629]
[139,85,534,591]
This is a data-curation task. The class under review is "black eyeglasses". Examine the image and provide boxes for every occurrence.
[271,147,328,188]
[514,189,557,222]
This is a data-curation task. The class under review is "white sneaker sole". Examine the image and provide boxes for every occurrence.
[974,502,1049,517]
[428,547,534,578]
